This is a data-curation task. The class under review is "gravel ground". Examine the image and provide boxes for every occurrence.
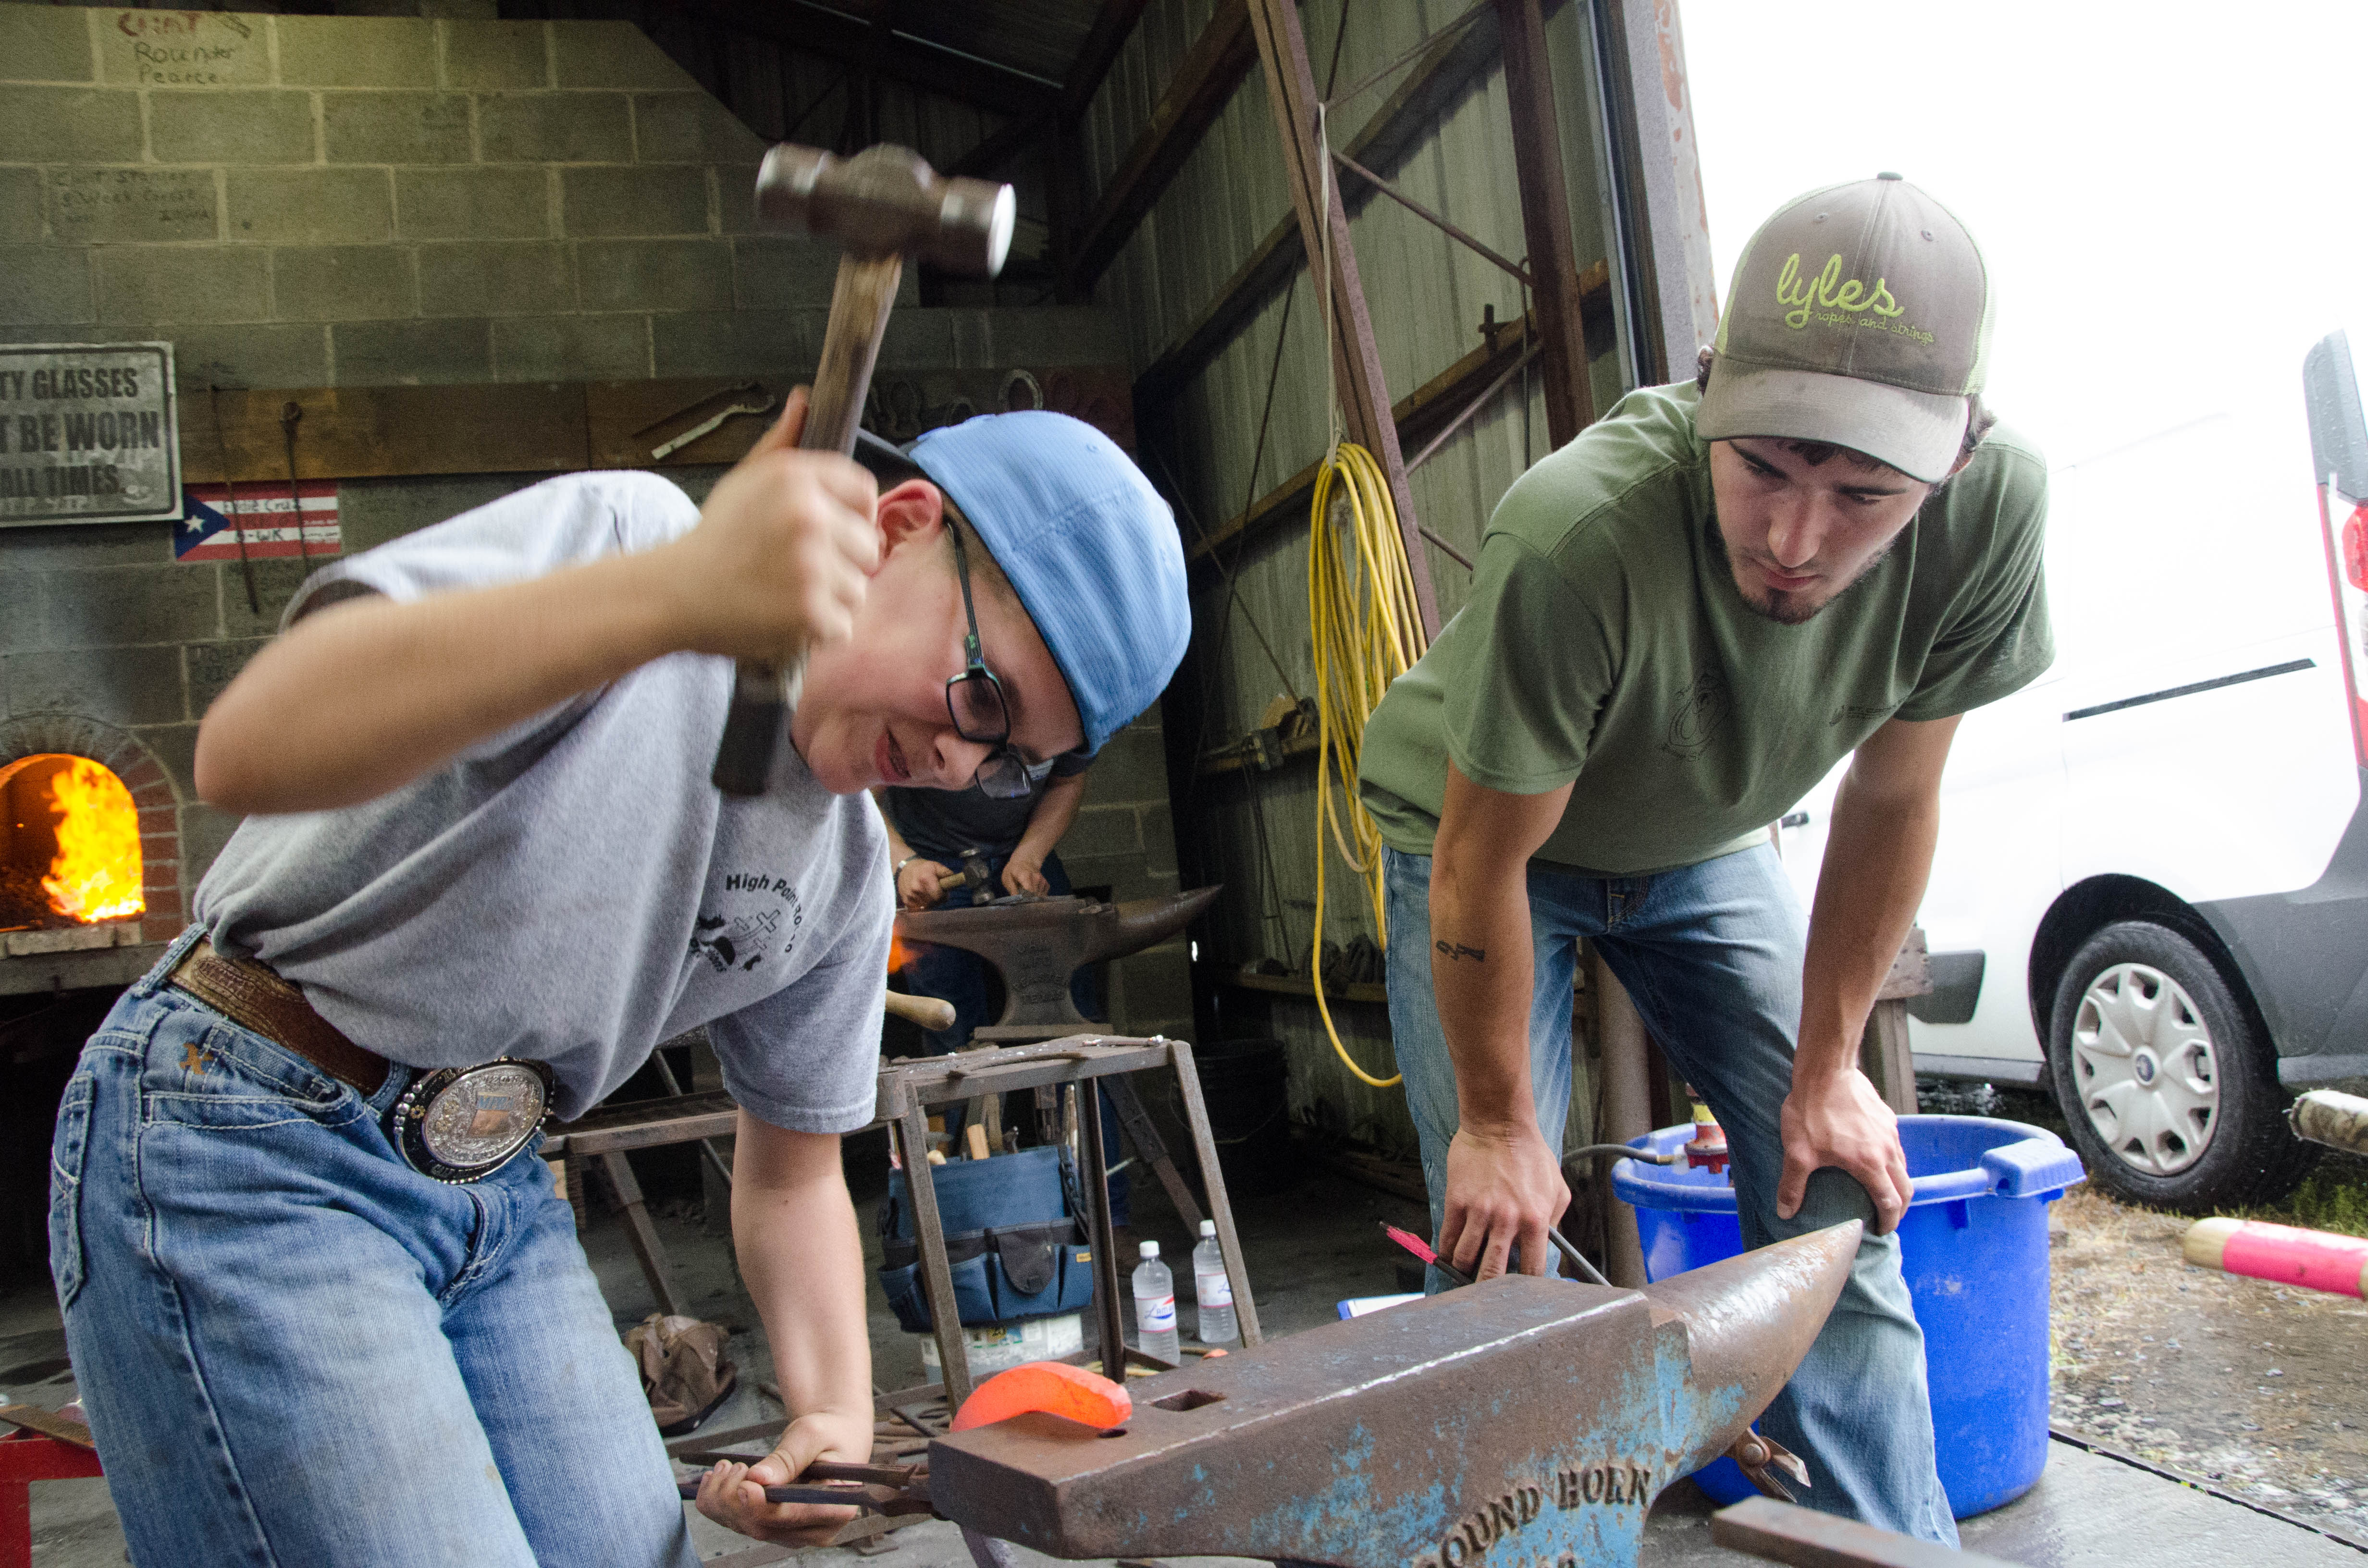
[2047,1185,2368,1547]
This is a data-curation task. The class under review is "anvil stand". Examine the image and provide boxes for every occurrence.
[545,1034,1264,1413]
[876,1034,1263,1409]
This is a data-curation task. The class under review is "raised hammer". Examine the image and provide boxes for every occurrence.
[711,144,1016,797]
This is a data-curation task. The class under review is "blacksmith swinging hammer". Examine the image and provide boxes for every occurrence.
[710,143,1017,796]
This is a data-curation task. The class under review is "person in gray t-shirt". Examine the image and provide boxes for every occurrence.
[50,396,1189,1567]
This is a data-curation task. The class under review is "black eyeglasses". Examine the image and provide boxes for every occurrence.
[944,522,1051,800]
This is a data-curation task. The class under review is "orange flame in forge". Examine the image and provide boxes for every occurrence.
[42,758,144,923]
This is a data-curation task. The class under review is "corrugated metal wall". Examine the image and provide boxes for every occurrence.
[1081,1,1639,1155]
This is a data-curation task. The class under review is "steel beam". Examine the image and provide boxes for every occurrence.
[1184,272,1608,570]
[1246,0,1439,637]
[1064,0,1258,295]
[1591,945,1651,1289]
[1590,0,1719,382]
[656,0,1057,118]
[1134,3,1532,415]
[1061,0,1156,120]
[1496,0,1596,449]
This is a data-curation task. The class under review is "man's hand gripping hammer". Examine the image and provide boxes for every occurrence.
[710,144,1016,796]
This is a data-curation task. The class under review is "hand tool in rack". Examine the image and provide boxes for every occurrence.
[279,400,311,570]
[928,1223,1865,1568]
[650,387,780,461]
[710,142,1015,797]
[206,383,262,615]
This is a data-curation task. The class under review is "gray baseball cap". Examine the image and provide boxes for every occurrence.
[1696,172,1992,483]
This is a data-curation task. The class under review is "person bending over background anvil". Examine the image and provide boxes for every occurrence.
[1357,173,2052,1547]
[46,396,1187,1567]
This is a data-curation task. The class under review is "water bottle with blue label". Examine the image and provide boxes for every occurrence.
[1131,1240,1179,1362]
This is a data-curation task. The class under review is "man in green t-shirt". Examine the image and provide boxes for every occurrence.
[1357,175,2049,1545]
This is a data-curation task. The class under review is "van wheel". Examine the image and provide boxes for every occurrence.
[2046,921,2312,1211]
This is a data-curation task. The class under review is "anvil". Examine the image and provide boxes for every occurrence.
[929,1223,1861,1568]
[895,886,1221,1031]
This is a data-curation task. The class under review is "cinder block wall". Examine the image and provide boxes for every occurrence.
[0,5,911,386]
[0,5,1189,1041]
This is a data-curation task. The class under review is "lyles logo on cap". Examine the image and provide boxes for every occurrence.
[1776,252,1903,331]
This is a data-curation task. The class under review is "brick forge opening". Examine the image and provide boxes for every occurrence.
[0,716,183,964]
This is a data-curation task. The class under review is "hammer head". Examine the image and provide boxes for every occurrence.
[757,142,1015,276]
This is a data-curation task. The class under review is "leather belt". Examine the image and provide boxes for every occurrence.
[168,938,390,1096]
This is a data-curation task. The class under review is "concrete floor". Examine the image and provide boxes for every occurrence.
[12,1129,2364,1566]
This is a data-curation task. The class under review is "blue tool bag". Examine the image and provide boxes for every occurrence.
[876,1144,1100,1332]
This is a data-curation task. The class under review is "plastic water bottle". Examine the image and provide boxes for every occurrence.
[1131,1240,1180,1363]
[1191,1219,1238,1345]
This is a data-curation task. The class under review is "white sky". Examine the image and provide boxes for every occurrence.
[1680,1,2368,493]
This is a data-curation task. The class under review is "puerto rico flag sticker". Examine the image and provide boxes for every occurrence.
[175,481,341,563]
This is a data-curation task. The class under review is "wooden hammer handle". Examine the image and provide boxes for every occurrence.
[884,989,957,1032]
[712,251,906,796]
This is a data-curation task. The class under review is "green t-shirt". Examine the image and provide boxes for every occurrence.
[1357,381,2052,875]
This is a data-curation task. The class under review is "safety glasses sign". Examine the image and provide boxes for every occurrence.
[175,481,340,563]
[0,343,182,527]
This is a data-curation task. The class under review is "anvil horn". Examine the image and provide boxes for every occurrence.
[1085,886,1223,965]
[1642,1218,1862,1479]
[927,1222,1867,1568]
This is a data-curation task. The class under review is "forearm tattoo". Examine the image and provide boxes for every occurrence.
[1434,940,1486,962]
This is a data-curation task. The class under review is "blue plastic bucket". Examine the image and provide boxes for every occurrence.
[1611,1115,2084,1518]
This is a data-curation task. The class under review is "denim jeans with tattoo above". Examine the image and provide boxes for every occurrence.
[1381,844,1958,1546]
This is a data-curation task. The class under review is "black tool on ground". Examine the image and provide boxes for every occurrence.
[710,142,1015,797]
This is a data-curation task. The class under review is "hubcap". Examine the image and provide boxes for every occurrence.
[2072,962,2218,1176]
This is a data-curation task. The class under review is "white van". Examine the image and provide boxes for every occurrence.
[1777,330,2368,1210]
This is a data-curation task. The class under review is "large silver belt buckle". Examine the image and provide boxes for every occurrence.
[388,1060,555,1183]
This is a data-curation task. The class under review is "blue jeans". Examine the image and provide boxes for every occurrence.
[48,928,697,1568]
[1383,845,1957,1546]
[900,853,1128,1224]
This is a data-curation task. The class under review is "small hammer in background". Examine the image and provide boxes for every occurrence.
[935,847,991,897]
[711,144,1016,797]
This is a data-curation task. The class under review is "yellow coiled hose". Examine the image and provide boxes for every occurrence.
[1307,442,1429,1088]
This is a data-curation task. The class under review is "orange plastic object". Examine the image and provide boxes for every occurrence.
[950,1361,1133,1433]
